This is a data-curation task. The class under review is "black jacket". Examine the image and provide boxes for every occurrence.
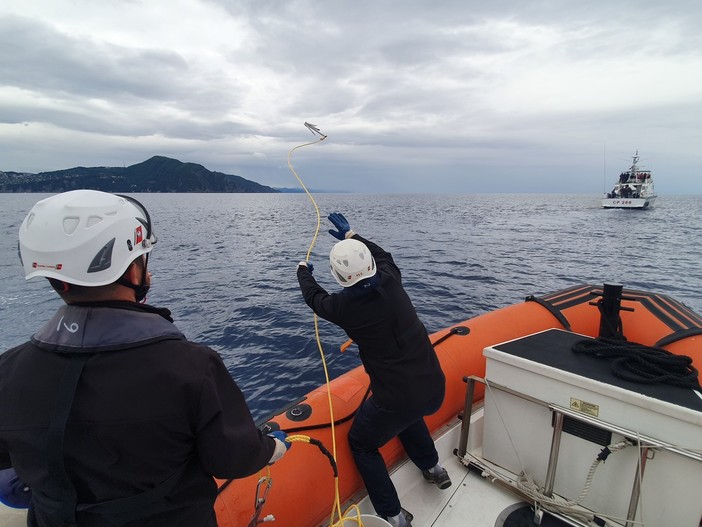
[0,302,274,526]
[297,235,445,411]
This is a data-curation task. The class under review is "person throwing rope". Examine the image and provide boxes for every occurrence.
[296,212,450,527]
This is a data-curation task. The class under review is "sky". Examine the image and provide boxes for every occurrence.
[1,1,701,194]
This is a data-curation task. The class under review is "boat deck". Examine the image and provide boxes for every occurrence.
[0,504,24,527]
[352,417,530,527]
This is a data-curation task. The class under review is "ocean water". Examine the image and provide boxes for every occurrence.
[1,193,701,420]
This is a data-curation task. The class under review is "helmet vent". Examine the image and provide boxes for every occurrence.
[87,238,115,273]
[86,215,104,228]
[63,217,80,235]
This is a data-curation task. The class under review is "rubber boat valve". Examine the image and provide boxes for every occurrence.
[432,325,470,348]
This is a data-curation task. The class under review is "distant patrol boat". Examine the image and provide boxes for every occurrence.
[602,151,657,209]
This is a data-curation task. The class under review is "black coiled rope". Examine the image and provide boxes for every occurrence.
[572,337,702,391]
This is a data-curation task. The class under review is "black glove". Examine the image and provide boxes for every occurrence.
[328,212,351,240]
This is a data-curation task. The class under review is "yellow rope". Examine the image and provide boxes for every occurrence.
[334,505,365,527]
[287,138,323,262]
[287,126,357,526]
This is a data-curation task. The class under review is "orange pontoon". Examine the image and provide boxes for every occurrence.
[214,284,702,527]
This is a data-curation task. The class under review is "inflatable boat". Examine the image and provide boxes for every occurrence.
[215,283,702,527]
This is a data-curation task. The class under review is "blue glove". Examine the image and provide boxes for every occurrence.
[0,468,31,509]
[269,430,291,450]
[328,212,350,240]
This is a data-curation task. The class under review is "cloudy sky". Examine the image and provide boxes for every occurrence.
[1,1,701,193]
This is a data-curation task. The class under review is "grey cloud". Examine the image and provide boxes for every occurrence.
[1,1,701,192]
[0,15,190,101]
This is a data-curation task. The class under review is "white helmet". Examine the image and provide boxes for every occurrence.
[329,238,377,288]
[18,190,157,286]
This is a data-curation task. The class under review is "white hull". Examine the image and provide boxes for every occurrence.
[602,195,657,209]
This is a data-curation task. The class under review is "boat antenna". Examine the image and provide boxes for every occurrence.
[602,143,606,193]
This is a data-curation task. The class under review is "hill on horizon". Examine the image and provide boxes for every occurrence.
[0,156,279,193]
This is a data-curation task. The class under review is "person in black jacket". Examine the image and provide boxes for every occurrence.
[0,190,290,527]
[296,212,450,527]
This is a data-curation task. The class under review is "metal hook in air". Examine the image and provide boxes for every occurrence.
[304,122,327,139]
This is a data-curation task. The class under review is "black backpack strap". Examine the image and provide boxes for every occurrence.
[46,354,90,526]
[42,353,189,524]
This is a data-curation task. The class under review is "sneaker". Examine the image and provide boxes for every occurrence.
[380,507,414,527]
[422,467,452,489]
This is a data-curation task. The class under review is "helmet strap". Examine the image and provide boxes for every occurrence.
[48,278,71,294]
[117,279,150,303]
[117,255,151,303]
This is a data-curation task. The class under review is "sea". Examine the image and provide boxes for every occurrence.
[1,193,701,421]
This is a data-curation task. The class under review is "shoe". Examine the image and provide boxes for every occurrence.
[422,467,452,489]
[380,507,413,527]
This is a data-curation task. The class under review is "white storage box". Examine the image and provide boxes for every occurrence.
[482,328,702,527]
